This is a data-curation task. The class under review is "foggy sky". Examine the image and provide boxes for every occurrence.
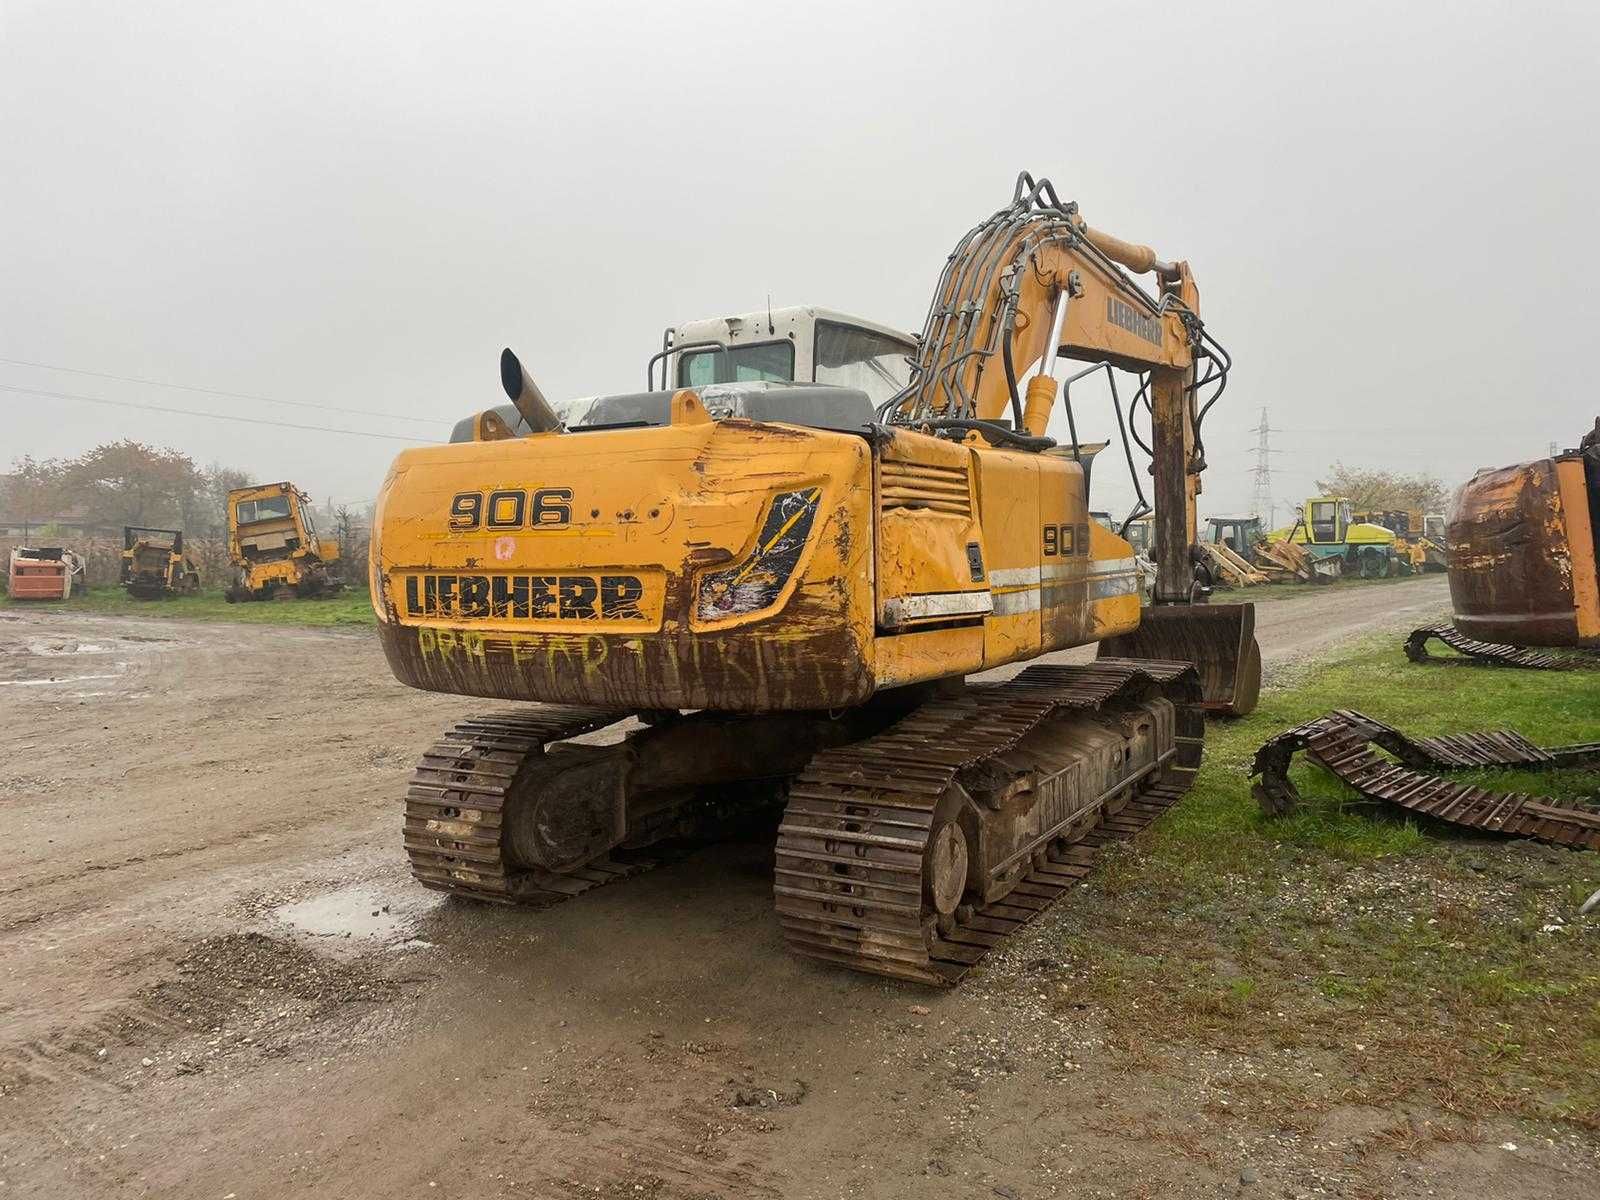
[3,0,1597,526]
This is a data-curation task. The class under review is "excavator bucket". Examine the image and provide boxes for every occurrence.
[1099,602,1261,717]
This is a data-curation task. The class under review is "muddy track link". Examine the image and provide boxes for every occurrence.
[1251,709,1600,849]
[1404,624,1600,670]
[404,707,636,903]
[774,660,1203,986]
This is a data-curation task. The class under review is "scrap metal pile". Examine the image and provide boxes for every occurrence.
[1251,710,1600,850]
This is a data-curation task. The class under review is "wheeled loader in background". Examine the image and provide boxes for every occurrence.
[373,172,1260,984]
[120,527,200,599]
[1268,496,1398,578]
[1198,516,1269,588]
[1204,516,1333,584]
[1351,508,1448,573]
[224,482,344,602]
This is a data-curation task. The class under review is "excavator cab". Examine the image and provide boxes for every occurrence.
[1205,516,1264,555]
[654,307,917,410]
[453,308,917,444]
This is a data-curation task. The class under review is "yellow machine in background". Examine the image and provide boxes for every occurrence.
[1269,496,1399,578]
[120,527,200,599]
[224,482,344,602]
[1352,509,1448,573]
[371,172,1260,983]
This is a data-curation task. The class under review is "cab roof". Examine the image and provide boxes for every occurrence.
[669,306,916,349]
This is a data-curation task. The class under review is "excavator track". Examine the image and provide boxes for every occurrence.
[1251,709,1600,849]
[774,660,1204,985]
[1403,623,1600,670]
[403,707,635,903]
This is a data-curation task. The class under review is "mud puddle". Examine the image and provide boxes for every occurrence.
[270,883,438,951]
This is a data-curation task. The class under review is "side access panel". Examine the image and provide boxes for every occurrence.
[872,430,989,671]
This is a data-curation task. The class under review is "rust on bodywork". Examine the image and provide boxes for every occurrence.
[378,589,873,712]
[1447,430,1600,648]
[373,415,877,712]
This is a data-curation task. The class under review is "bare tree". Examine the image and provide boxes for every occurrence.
[330,504,371,585]
[201,464,255,538]
[1316,464,1448,513]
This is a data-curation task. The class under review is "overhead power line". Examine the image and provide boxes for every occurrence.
[0,382,435,444]
[0,355,449,427]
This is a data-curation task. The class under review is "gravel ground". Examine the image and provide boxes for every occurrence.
[15,575,1591,1200]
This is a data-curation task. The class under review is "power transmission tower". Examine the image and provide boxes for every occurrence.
[1250,408,1276,528]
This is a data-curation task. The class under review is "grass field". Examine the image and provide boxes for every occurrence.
[1048,635,1600,1131]
[0,584,376,627]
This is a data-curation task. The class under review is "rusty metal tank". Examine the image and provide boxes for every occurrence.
[1446,420,1600,648]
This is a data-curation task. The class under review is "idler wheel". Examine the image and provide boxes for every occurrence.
[924,820,970,917]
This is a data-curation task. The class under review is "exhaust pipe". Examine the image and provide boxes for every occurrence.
[499,347,563,433]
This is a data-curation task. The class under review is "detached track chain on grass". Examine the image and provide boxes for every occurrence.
[1251,709,1600,849]
[1404,623,1600,671]
[404,707,640,903]
[775,660,1204,986]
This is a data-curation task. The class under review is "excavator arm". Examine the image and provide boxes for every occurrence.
[890,172,1257,712]
[889,173,1212,602]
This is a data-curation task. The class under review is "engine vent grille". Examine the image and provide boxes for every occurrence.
[880,460,972,517]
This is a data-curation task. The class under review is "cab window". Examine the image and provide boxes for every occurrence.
[677,341,795,387]
[1309,501,1339,542]
[814,321,914,407]
[237,496,292,525]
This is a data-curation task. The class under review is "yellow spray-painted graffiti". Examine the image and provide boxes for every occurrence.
[416,626,612,676]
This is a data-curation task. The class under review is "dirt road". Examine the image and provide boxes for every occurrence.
[9,574,1580,1199]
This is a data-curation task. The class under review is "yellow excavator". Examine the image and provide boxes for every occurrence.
[371,173,1260,983]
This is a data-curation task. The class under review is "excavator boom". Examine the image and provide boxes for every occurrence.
[887,172,1256,713]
